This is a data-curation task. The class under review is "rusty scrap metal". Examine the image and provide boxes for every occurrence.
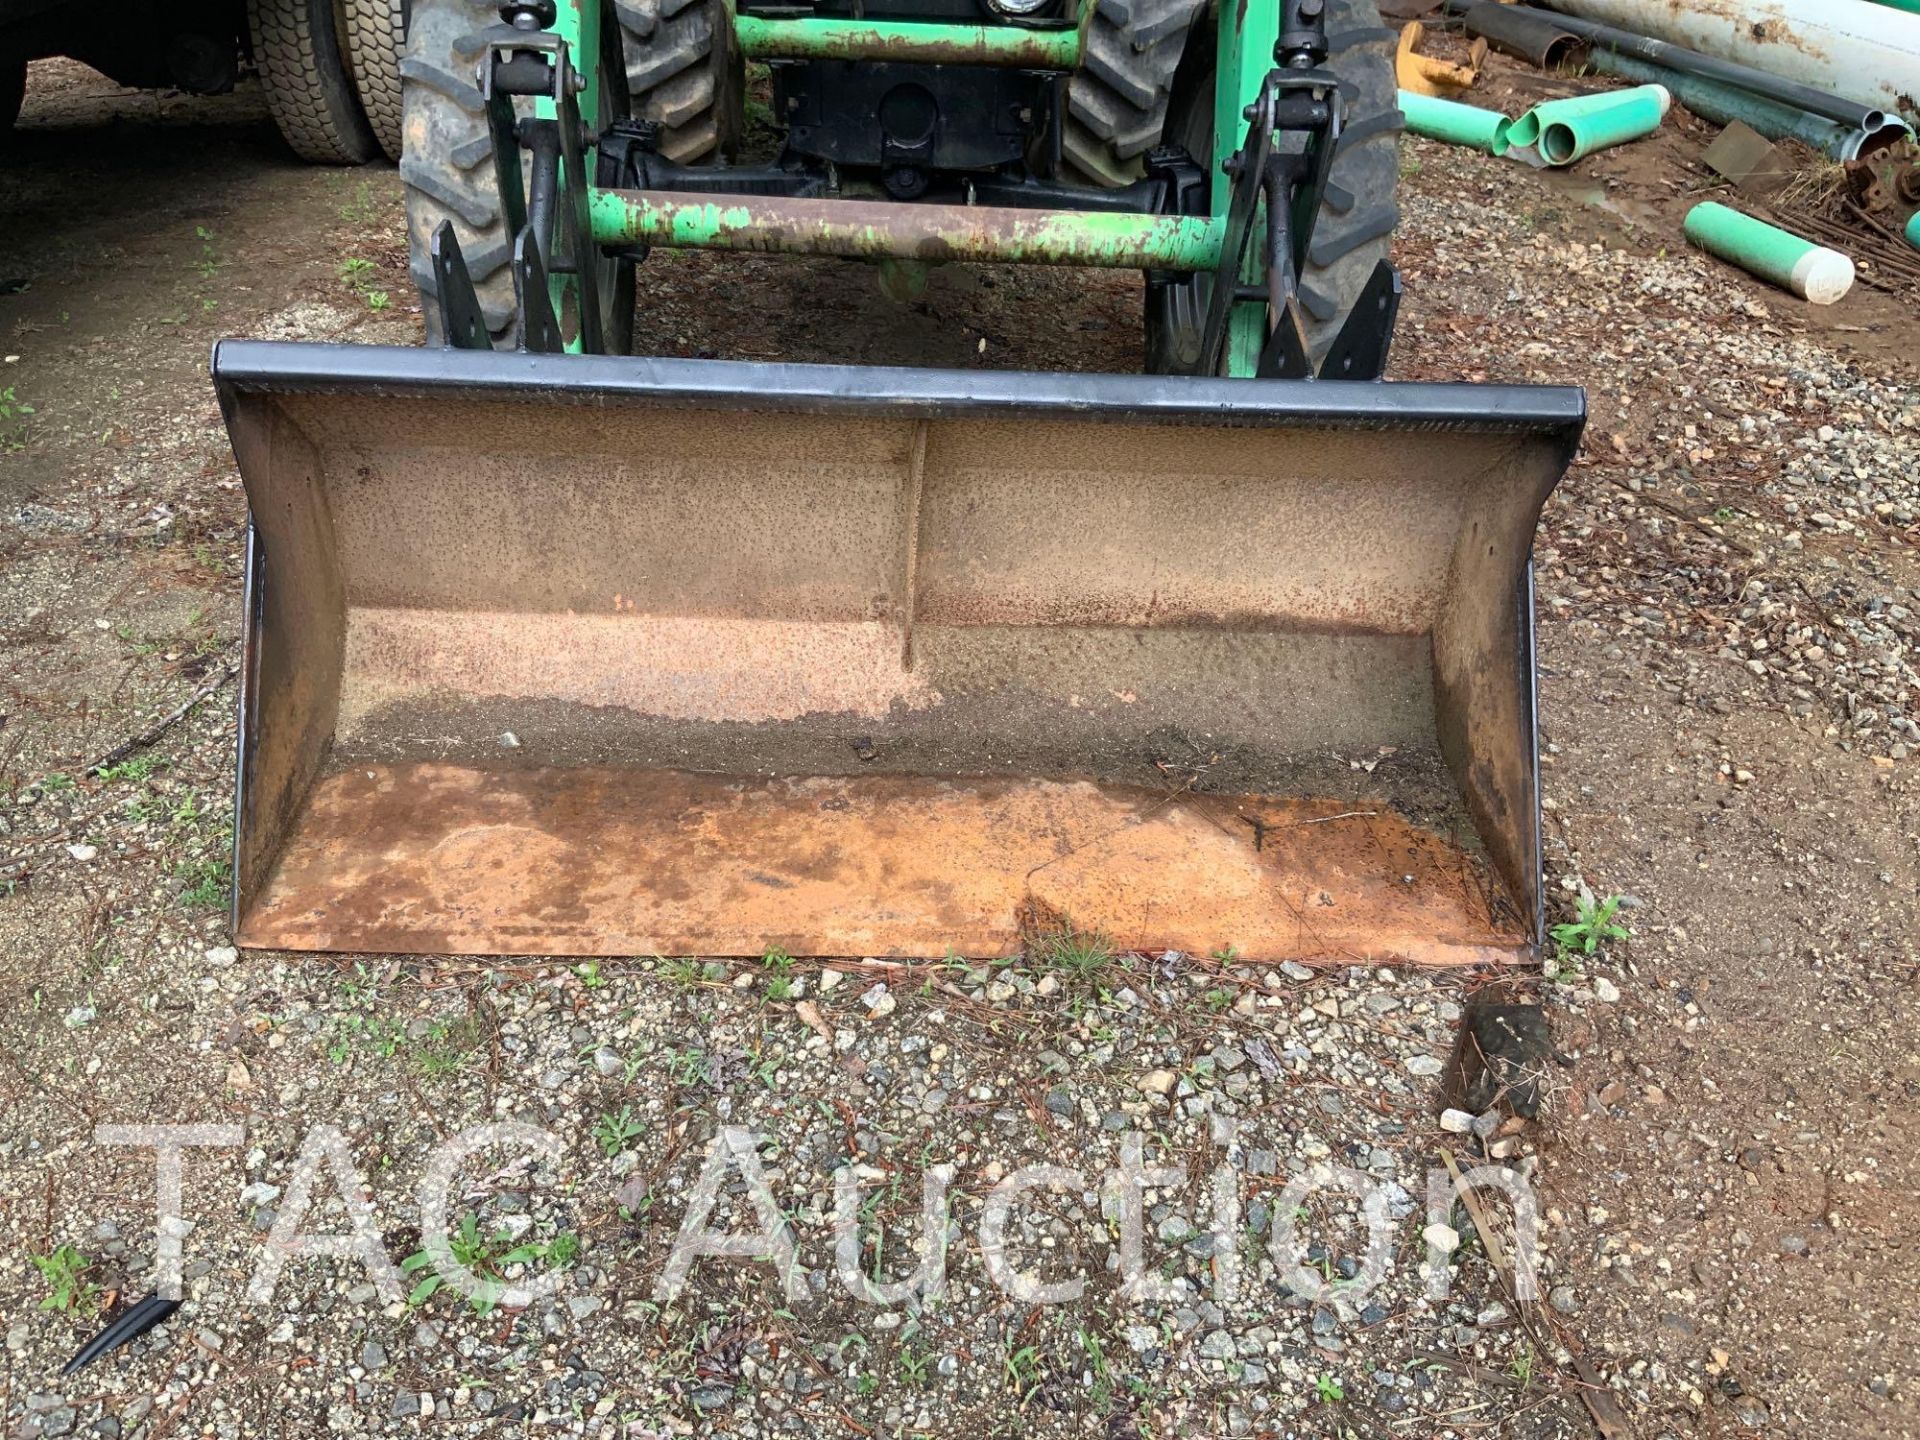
[1702,121,1791,197]
[1460,3,1584,71]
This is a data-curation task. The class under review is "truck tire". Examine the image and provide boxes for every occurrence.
[1063,0,1208,187]
[1146,1,1401,370]
[614,0,740,164]
[248,0,382,163]
[343,0,407,160]
[401,0,634,348]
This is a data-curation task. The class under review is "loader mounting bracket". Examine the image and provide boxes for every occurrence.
[466,0,604,351]
[1198,0,1372,381]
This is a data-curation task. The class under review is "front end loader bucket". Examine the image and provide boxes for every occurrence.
[213,342,1583,963]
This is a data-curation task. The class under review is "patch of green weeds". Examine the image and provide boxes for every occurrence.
[1023,915,1116,982]
[1551,884,1629,963]
[0,384,35,450]
[593,1104,645,1157]
[401,1213,579,1315]
[32,1245,96,1311]
[339,255,391,312]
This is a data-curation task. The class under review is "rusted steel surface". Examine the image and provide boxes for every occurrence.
[588,189,1226,270]
[241,763,1526,964]
[212,342,1584,960]
[218,398,344,926]
[1462,3,1584,71]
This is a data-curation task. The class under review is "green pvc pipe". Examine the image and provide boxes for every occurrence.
[1496,83,1670,164]
[588,189,1226,270]
[1398,90,1509,152]
[1537,85,1669,164]
[1683,202,1856,305]
[733,12,1083,68]
[1907,210,1920,253]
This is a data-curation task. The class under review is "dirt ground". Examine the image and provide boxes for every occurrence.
[2,50,1918,1440]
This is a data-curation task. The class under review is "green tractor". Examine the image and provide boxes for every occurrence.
[393,0,1405,371]
[212,0,1586,968]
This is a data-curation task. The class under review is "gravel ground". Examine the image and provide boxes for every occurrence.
[2,52,1918,1440]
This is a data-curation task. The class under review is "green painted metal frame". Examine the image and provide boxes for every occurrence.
[551,0,1284,372]
[1213,0,1281,377]
[536,0,601,352]
[731,0,1088,69]
[588,192,1225,269]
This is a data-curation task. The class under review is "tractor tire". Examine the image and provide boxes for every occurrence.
[400,0,635,349]
[2,56,25,134]
[614,0,740,164]
[248,0,382,163]
[1146,0,1402,371]
[342,0,407,161]
[1063,0,1209,188]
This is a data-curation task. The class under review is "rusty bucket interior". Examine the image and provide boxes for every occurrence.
[214,342,1584,963]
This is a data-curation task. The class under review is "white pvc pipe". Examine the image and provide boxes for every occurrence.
[1543,0,1920,126]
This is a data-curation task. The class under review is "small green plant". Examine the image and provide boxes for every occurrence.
[1551,887,1629,957]
[95,754,163,782]
[0,384,34,449]
[194,225,224,278]
[1004,1343,1042,1393]
[1510,1343,1535,1386]
[38,771,75,794]
[1025,917,1116,981]
[338,256,391,311]
[898,1344,929,1387]
[593,1104,645,1157]
[664,1046,710,1086]
[32,1245,96,1311]
[329,1013,404,1063]
[1314,1373,1344,1404]
[176,849,230,909]
[573,960,607,989]
[1203,987,1235,1012]
[1079,1328,1110,1383]
[662,955,704,987]
[401,1214,579,1315]
[339,181,379,223]
[414,1016,481,1076]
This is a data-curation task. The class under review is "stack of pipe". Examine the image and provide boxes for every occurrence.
[1541,0,1920,130]
[1495,83,1670,166]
